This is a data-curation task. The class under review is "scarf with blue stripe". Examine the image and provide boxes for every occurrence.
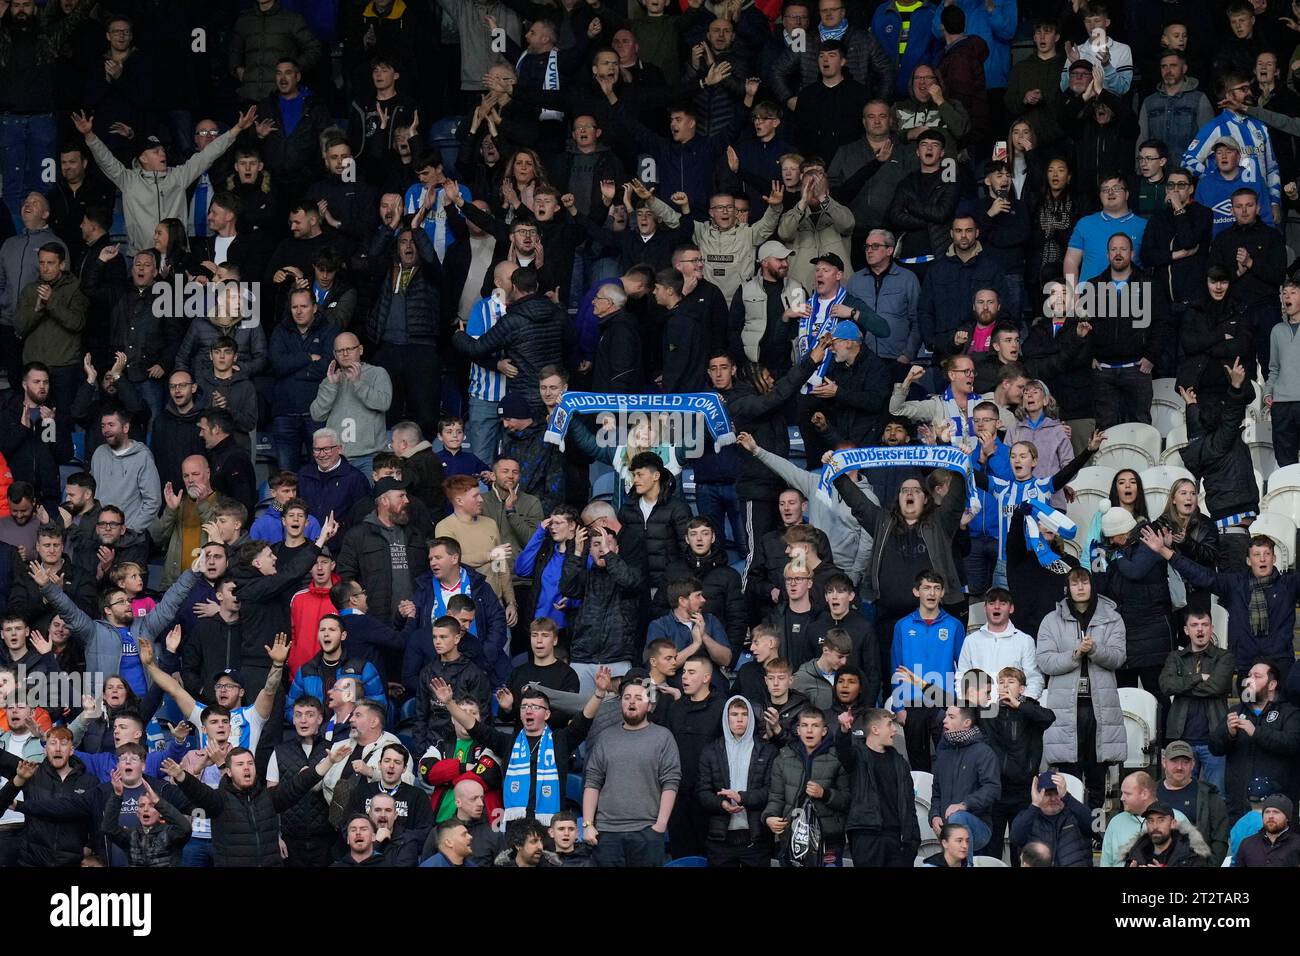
[430,568,477,636]
[820,20,849,40]
[799,287,845,394]
[1022,498,1078,568]
[819,444,980,513]
[504,725,560,823]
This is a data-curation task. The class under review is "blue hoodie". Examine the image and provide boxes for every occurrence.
[929,0,1016,90]
[1193,166,1274,237]
[890,608,966,710]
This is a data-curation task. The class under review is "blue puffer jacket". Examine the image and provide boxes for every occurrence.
[872,1,942,97]
[269,315,338,414]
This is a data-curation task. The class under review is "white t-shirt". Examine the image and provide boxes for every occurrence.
[186,703,267,753]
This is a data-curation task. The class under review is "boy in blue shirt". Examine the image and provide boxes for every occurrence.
[436,416,492,480]
[891,569,966,773]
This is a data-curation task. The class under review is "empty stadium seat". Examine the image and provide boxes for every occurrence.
[973,855,1009,867]
[967,602,986,629]
[1266,463,1300,496]
[1059,773,1086,805]
[1246,420,1277,478]
[1118,687,1159,769]
[1092,423,1161,472]
[912,770,933,839]
[1161,423,1188,467]
[1150,378,1185,439]
[1064,465,1116,532]
[1211,596,1229,650]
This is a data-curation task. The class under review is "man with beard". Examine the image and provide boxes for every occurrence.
[150,456,220,589]
[368,791,422,866]
[0,363,72,510]
[151,370,207,493]
[90,407,159,534]
[1122,801,1213,866]
[729,240,802,376]
[1235,794,1300,866]
[336,477,426,629]
[344,741,433,848]
[583,677,682,867]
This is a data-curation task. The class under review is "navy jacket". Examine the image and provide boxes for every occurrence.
[269,315,338,414]
[401,566,509,690]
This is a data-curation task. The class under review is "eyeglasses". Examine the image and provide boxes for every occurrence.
[709,204,735,211]
[313,445,341,454]
[96,520,123,528]
[784,576,812,583]
[214,682,240,691]
[333,345,361,354]
[513,228,539,238]
[520,703,549,713]
[865,242,889,250]
[195,129,219,138]
[1101,185,1126,194]
[949,367,976,376]
[1167,181,1191,189]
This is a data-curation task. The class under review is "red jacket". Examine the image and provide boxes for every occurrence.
[288,576,339,677]
[420,748,505,827]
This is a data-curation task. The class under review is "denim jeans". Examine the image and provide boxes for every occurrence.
[964,534,999,595]
[271,413,320,472]
[349,454,375,481]
[467,395,502,463]
[695,481,746,554]
[181,836,213,867]
[573,660,631,698]
[568,243,620,310]
[1192,743,1226,795]
[0,113,56,223]
[593,825,666,867]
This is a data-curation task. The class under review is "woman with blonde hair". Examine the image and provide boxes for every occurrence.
[500,147,553,220]
[1154,477,1219,615]
[1006,379,1074,508]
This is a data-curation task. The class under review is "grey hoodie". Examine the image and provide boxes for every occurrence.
[90,440,161,532]
[86,126,240,255]
[0,228,68,327]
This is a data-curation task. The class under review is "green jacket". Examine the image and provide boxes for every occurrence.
[1155,775,1231,866]
[15,272,87,368]
[762,738,850,840]
[1159,642,1233,743]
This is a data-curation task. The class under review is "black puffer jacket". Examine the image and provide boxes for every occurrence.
[834,731,921,848]
[231,1,324,102]
[366,227,443,345]
[657,545,747,657]
[272,737,333,840]
[177,761,325,867]
[886,169,960,264]
[981,695,1056,787]
[617,471,693,591]
[697,716,778,842]
[110,284,184,383]
[1022,317,1094,422]
[1009,795,1093,867]
[1178,299,1253,397]
[1096,537,1174,669]
[560,548,643,665]
[15,758,98,867]
[453,292,575,418]
[101,794,191,867]
[1181,385,1258,522]
[336,519,427,627]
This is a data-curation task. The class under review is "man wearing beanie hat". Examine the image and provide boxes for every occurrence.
[499,390,565,515]
[1235,792,1300,866]
[1120,800,1213,866]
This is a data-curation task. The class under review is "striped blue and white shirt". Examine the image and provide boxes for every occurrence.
[467,290,508,402]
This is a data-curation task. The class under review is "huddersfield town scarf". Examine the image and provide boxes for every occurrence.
[504,725,560,823]
[799,288,845,394]
[820,20,848,40]
[818,444,979,512]
[1022,498,1078,569]
[430,567,477,636]
[545,391,736,450]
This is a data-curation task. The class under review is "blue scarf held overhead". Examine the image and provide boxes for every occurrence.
[1022,498,1078,569]
[818,444,980,513]
[504,725,560,823]
[544,391,736,451]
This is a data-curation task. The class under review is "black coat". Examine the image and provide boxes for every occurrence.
[887,169,959,263]
[1021,317,1094,421]
[617,471,693,591]
[719,355,816,500]
[1178,299,1253,396]
[657,691,725,790]
[1009,795,1094,867]
[918,247,1006,354]
[150,400,207,492]
[697,733,777,843]
[931,730,1001,829]
[560,548,643,665]
[414,654,491,756]
[181,614,245,702]
[207,434,257,515]
[1210,698,1300,819]
[335,519,427,628]
[0,391,72,505]
[366,227,444,345]
[744,523,833,608]
[834,731,921,849]
[591,309,643,394]
[1181,385,1259,522]
[14,758,99,867]
[453,292,575,418]
[228,541,320,691]
[1140,202,1214,306]
[177,762,325,867]
[981,695,1056,787]
[660,299,709,394]
[273,736,332,839]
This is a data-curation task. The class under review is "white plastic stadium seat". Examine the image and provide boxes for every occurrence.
[1245,420,1277,479]
[1263,490,1300,528]
[913,771,933,839]
[1222,855,1233,867]
[1249,512,1297,571]
[1139,465,1194,518]
[1092,423,1161,472]
[1266,463,1300,496]
[1059,773,1086,805]
[1161,423,1188,467]
[1065,465,1116,534]
[973,856,1009,867]
[967,602,987,629]
[1118,687,1159,769]
[1150,378,1186,440]
[1211,596,1229,650]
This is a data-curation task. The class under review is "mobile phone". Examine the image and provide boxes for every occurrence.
[992,141,1008,163]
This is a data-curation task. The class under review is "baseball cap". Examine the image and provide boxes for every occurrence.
[216,667,244,688]
[1210,134,1243,152]
[1163,740,1195,761]
[832,319,862,341]
[1142,801,1176,819]
[809,253,845,271]
[372,476,410,499]
[1248,777,1279,801]
[1036,771,1059,792]
[757,239,794,260]
[137,135,165,157]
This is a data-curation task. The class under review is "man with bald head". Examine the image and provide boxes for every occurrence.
[0,192,67,388]
[1099,770,1190,867]
[150,455,221,587]
[309,332,392,480]
[419,775,501,867]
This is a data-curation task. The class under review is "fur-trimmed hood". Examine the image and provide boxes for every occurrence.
[494,847,564,868]
[1118,817,1213,865]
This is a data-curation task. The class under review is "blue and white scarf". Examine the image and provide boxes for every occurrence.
[430,567,477,636]
[942,385,984,438]
[820,20,848,40]
[545,391,736,450]
[819,444,979,512]
[798,287,845,394]
[504,725,560,823]
[1022,498,1078,569]
[520,49,563,122]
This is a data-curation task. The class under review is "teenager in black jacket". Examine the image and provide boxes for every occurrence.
[697,695,777,867]
[978,667,1057,864]
[834,707,920,867]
